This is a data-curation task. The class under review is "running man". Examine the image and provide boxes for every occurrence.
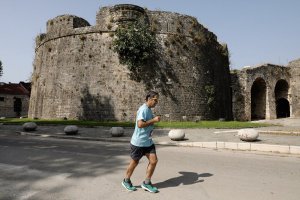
[122,91,161,193]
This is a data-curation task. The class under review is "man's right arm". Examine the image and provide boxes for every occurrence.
[137,116,160,128]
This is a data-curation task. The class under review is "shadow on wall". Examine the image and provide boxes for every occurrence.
[251,78,266,120]
[80,86,116,120]
[276,98,290,118]
[231,72,246,121]
[13,97,22,117]
[127,33,180,103]
[161,30,231,119]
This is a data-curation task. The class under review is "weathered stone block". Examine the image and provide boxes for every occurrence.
[110,127,124,137]
[238,128,259,142]
[23,122,37,131]
[64,125,79,135]
[168,129,185,141]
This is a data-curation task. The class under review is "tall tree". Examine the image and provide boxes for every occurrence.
[0,60,3,77]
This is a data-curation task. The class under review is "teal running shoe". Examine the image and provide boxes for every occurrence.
[141,181,159,193]
[122,179,137,191]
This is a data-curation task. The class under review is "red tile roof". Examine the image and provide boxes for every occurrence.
[0,83,30,96]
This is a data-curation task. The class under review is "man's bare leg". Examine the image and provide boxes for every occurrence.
[145,153,158,180]
[125,159,139,179]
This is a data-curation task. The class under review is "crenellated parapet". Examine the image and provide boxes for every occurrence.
[47,15,90,33]
[35,4,219,51]
[95,4,147,33]
[35,15,93,48]
[147,11,217,40]
[108,4,146,23]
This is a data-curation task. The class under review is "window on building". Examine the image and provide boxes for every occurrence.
[0,97,4,101]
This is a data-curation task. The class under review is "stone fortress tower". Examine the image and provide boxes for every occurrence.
[29,4,232,121]
[29,4,300,121]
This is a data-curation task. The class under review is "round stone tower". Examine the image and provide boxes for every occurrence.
[29,4,232,121]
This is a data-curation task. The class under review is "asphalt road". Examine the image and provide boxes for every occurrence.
[0,134,300,200]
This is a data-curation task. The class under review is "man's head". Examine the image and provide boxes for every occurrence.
[145,91,159,108]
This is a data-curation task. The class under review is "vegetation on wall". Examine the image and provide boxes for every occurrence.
[112,20,157,81]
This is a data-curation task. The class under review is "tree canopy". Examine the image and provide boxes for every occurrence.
[0,60,3,77]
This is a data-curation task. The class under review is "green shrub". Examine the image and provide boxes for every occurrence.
[113,20,157,80]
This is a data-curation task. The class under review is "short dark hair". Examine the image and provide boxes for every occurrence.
[145,91,159,101]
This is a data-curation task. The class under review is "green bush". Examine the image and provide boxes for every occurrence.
[113,20,157,80]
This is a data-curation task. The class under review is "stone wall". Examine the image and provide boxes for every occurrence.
[288,59,300,117]
[28,4,232,121]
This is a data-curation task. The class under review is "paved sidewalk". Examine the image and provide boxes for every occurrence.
[1,118,300,155]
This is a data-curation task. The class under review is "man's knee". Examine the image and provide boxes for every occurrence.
[153,158,158,165]
[149,156,158,165]
[130,158,139,167]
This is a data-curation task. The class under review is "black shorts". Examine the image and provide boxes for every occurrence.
[130,144,156,161]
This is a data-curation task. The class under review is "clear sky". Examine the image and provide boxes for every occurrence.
[0,0,299,83]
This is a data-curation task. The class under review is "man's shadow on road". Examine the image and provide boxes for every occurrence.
[155,171,213,189]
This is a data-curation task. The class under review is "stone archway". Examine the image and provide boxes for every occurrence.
[251,78,266,120]
[275,79,290,118]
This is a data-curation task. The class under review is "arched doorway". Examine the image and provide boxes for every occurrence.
[13,97,22,117]
[251,78,266,120]
[276,98,290,118]
[275,79,289,118]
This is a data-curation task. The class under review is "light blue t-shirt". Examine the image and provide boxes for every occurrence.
[130,103,154,147]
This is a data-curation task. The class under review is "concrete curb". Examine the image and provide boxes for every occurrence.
[155,141,300,155]
[17,131,300,155]
[259,130,300,136]
[17,132,130,143]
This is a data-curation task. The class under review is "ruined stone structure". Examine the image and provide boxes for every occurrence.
[29,4,231,121]
[231,59,300,121]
